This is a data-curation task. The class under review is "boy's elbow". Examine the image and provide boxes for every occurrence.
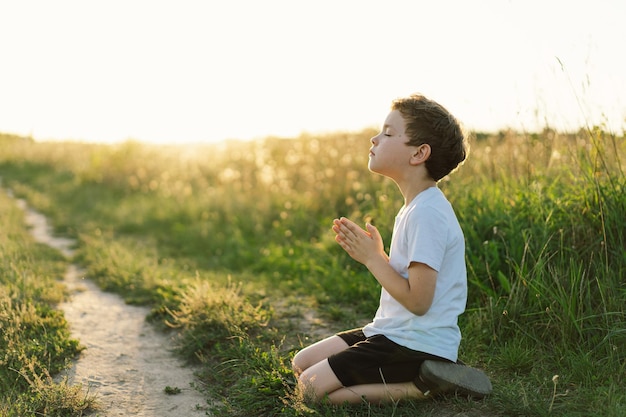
[409,305,430,316]
[405,299,433,316]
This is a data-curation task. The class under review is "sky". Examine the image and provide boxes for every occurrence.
[1,0,625,144]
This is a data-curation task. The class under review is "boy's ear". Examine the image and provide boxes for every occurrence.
[410,144,431,165]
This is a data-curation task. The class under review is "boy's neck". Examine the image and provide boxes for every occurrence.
[400,178,437,206]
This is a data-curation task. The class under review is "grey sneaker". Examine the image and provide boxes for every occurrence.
[417,360,492,399]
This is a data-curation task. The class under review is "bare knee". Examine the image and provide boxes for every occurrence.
[296,368,327,403]
[291,335,348,378]
[292,350,327,402]
[291,349,307,378]
[291,346,321,377]
[294,359,344,403]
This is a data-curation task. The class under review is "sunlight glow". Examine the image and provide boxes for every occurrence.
[1,0,624,144]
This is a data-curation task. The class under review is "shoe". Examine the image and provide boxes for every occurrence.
[417,360,492,399]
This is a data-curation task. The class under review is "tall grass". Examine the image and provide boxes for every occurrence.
[1,126,624,416]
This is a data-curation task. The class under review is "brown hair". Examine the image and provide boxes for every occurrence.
[392,94,469,181]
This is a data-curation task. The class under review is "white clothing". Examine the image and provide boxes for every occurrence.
[362,187,467,362]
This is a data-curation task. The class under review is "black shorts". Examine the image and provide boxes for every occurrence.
[327,329,450,387]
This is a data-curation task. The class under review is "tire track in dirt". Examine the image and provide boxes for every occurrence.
[14,195,209,416]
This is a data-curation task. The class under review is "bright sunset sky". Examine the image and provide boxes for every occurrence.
[1,0,624,144]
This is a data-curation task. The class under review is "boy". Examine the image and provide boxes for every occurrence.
[291,94,490,404]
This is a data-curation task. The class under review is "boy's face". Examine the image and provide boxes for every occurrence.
[368,110,414,178]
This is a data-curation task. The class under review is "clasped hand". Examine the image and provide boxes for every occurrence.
[332,217,386,266]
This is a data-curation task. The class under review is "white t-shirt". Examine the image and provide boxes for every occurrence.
[362,186,467,362]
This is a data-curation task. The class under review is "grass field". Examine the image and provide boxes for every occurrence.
[0,126,625,416]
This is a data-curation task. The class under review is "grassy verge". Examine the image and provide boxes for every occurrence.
[0,180,96,416]
[1,128,624,416]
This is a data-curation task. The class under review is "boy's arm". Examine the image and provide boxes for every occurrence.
[333,217,436,316]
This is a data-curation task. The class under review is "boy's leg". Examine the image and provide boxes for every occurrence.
[298,358,428,404]
[292,335,349,377]
[327,381,425,404]
[297,359,345,402]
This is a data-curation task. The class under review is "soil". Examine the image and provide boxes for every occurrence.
[17,198,209,416]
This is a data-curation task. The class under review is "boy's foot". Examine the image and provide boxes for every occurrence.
[416,360,492,399]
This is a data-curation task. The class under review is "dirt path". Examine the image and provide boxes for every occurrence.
[16,197,209,416]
